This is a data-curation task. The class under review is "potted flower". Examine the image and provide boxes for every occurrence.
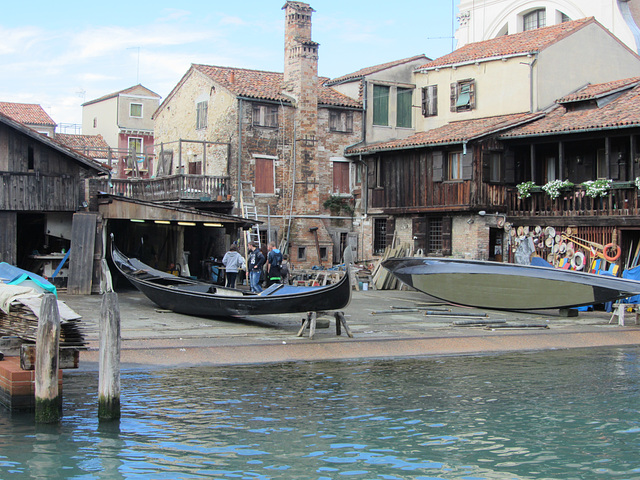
[582,178,612,198]
[542,179,574,199]
[516,181,536,199]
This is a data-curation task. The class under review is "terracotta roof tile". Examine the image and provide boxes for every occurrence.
[192,64,361,108]
[557,77,640,103]
[346,112,542,155]
[326,55,429,85]
[55,134,110,159]
[500,81,640,138]
[0,102,56,127]
[420,18,594,70]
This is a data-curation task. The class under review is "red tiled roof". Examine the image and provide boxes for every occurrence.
[420,18,594,70]
[557,77,640,103]
[55,134,110,159]
[346,112,542,155]
[191,64,361,108]
[325,55,429,85]
[0,102,56,127]
[501,81,640,138]
[82,84,161,107]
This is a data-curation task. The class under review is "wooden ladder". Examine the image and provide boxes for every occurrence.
[240,181,260,247]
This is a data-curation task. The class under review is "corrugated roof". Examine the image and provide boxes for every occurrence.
[419,17,594,70]
[0,102,56,127]
[325,55,429,85]
[346,112,542,155]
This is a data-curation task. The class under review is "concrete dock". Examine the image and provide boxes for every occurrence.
[55,286,640,370]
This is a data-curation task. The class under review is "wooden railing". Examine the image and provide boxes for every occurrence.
[90,175,232,202]
[507,183,640,217]
[0,172,79,211]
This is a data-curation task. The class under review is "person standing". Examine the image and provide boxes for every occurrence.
[247,242,265,293]
[222,244,245,288]
[266,241,283,287]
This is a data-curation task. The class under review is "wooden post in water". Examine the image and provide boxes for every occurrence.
[35,294,61,423]
[99,292,121,421]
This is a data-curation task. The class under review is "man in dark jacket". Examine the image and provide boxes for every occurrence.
[247,242,265,293]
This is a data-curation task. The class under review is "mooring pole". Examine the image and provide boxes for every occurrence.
[35,294,61,423]
[99,292,121,421]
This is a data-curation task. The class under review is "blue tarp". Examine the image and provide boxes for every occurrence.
[622,265,640,304]
[0,262,57,296]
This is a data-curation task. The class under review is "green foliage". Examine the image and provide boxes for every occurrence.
[323,195,354,215]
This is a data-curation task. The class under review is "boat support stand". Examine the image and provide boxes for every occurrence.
[297,311,353,340]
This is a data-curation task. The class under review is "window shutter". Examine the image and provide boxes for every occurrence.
[469,81,476,109]
[412,217,427,252]
[346,111,353,132]
[450,83,457,112]
[431,86,438,116]
[482,152,491,183]
[462,150,473,180]
[252,105,261,125]
[442,217,452,256]
[329,111,337,131]
[385,217,396,249]
[504,151,515,183]
[421,87,427,116]
[432,151,444,182]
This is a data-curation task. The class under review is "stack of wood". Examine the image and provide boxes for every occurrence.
[371,243,424,290]
[0,304,86,348]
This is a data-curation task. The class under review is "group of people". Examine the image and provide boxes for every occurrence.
[221,241,289,292]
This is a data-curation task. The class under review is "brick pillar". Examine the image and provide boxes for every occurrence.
[282,1,320,215]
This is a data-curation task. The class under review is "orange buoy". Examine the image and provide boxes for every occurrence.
[603,243,621,262]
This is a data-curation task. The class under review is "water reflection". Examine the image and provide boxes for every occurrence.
[1,348,640,478]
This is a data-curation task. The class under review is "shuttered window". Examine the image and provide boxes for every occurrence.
[422,85,437,117]
[332,161,351,194]
[255,157,275,194]
[373,85,390,126]
[196,101,208,129]
[396,88,413,128]
[329,110,354,132]
[450,80,475,112]
[253,104,278,127]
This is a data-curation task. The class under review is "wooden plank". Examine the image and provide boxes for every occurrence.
[67,212,98,295]
[0,211,17,264]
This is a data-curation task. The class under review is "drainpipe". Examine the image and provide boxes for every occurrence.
[237,98,243,207]
[528,54,538,112]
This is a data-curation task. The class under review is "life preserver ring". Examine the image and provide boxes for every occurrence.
[571,251,585,270]
[603,243,621,262]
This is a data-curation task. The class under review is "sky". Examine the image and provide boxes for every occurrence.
[0,1,460,128]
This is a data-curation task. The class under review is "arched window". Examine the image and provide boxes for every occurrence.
[523,9,546,31]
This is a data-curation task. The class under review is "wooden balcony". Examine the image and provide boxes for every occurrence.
[90,175,232,203]
[0,172,79,211]
[507,182,640,218]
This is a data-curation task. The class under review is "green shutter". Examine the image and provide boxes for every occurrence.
[373,85,389,126]
[396,88,412,128]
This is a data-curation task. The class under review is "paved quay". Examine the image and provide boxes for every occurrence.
[59,287,640,371]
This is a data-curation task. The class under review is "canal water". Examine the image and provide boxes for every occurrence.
[2,347,640,479]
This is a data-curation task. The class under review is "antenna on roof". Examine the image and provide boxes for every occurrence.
[76,88,86,102]
[127,46,141,84]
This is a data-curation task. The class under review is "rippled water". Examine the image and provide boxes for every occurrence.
[2,347,640,479]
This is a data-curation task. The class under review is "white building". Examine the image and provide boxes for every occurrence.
[456,0,640,54]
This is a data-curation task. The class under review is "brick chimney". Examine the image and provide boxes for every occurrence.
[282,1,320,213]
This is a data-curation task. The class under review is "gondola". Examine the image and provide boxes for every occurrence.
[382,256,640,311]
[110,240,351,317]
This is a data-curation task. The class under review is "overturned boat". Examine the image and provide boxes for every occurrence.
[110,241,351,317]
[382,257,640,311]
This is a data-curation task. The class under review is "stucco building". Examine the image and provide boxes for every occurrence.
[82,84,161,178]
[456,0,640,54]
